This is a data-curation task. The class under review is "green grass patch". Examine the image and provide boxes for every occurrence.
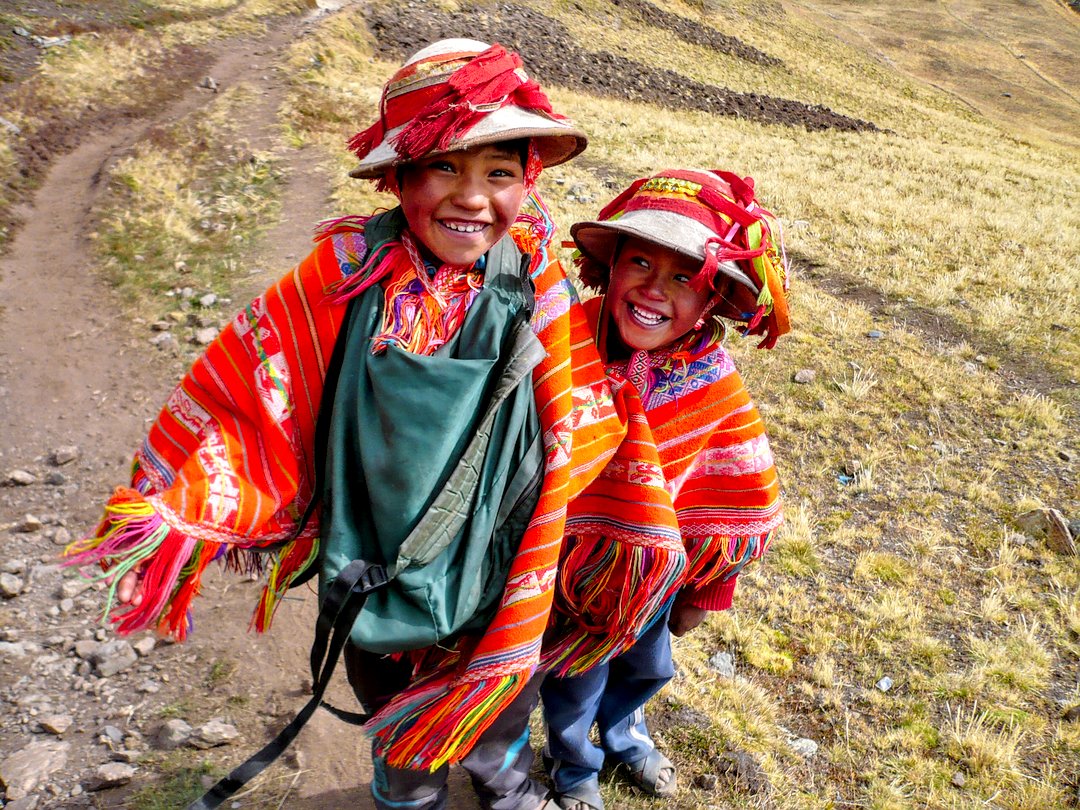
[127,758,221,810]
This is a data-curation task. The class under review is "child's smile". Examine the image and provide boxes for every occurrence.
[607,236,712,352]
[399,144,527,267]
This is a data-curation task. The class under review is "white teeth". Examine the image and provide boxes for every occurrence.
[630,304,665,326]
[443,222,485,233]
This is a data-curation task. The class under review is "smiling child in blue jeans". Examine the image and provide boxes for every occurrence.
[541,169,790,810]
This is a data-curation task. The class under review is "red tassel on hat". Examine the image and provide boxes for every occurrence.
[392,44,558,163]
[348,125,384,161]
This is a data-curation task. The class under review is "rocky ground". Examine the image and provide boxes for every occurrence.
[0,4,383,807]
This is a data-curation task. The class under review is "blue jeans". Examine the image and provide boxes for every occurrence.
[540,612,675,793]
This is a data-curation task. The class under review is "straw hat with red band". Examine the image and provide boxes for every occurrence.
[571,169,791,348]
[348,39,587,179]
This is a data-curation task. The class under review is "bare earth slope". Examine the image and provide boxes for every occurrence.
[0,4,457,807]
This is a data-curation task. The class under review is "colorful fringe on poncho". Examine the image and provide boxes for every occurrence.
[543,296,782,674]
[65,193,633,770]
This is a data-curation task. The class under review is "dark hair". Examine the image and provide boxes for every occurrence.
[498,138,530,167]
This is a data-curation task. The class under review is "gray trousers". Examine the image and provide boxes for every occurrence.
[344,643,547,810]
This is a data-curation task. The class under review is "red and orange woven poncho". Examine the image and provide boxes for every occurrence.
[65,193,635,769]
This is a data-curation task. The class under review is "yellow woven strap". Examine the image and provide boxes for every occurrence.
[746,221,774,312]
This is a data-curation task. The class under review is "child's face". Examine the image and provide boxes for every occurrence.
[398,144,527,266]
[606,236,712,352]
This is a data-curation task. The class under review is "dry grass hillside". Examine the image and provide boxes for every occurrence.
[0,0,1077,807]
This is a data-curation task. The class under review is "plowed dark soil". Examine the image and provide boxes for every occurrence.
[611,0,781,66]
[366,1,878,132]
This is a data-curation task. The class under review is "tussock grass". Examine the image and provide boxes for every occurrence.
[943,703,1027,783]
[95,84,282,319]
[770,501,820,576]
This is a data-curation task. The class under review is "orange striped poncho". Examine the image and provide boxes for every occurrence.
[543,296,782,674]
[65,199,629,770]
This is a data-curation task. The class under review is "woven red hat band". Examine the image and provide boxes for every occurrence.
[350,44,557,167]
[623,196,736,239]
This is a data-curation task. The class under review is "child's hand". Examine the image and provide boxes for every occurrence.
[115,565,147,607]
[668,602,707,636]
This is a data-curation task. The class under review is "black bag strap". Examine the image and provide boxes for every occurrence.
[186,560,388,810]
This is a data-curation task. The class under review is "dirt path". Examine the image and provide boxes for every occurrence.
[0,3,483,806]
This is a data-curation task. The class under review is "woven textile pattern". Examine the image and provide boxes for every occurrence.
[65,199,629,770]
[543,296,782,673]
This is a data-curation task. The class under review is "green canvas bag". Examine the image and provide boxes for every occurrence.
[318,210,546,652]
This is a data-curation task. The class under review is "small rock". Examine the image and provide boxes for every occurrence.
[149,331,175,346]
[16,514,43,533]
[952,771,966,787]
[39,714,73,735]
[190,718,239,748]
[1016,508,1077,555]
[198,293,218,308]
[58,598,75,613]
[0,739,70,800]
[866,329,883,339]
[790,737,818,758]
[1,572,25,598]
[92,640,138,677]
[5,796,40,810]
[1,559,26,574]
[0,641,27,657]
[1063,705,1080,722]
[150,321,172,332]
[50,446,79,466]
[155,718,193,750]
[51,527,72,546]
[85,762,136,791]
[198,76,219,92]
[707,651,736,679]
[5,469,36,486]
[43,471,67,486]
[793,369,816,384]
[133,637,156,657]
[0,114,22,136]
[875,676,893,692]
[100,725,124,744]
[193,328,218,346]
[74,639,102,660]
[60,578,91,600]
